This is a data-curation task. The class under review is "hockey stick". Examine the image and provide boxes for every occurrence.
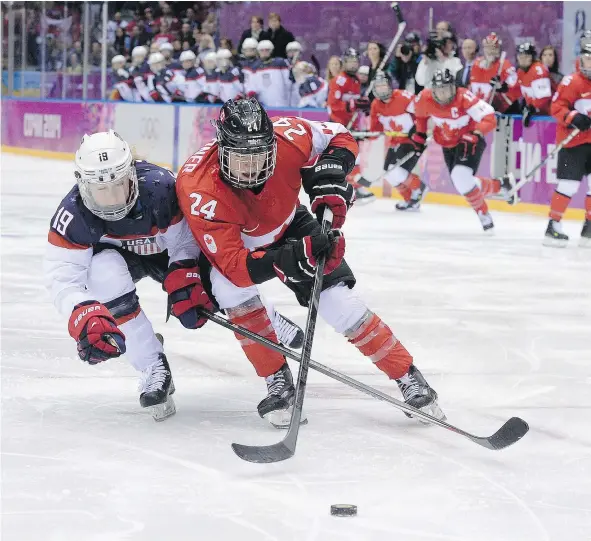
[505,128,580,202]
[351,130,406,139]
[230,207,334,463]
[199,309,529,451]
[488,51,506,105]
[346,2,406,129]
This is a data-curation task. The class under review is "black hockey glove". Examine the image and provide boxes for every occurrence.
[490,76,509,93]
[568,112,591,132]
[408,126,428,155]
[458,132,484,159]
[301,151,356,229]
[273,231,345,283]
[522,104,536,128]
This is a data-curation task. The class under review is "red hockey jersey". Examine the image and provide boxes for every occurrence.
[369,89,415,145]
[550,71,591,148]
[469,56,520,112]
[517,61,552,113]
[327,72,362,127]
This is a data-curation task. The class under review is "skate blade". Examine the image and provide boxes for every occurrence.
[405,401,447,424]
[355,196,377,206]
[395,205,421,212]
[150,396,176,422]
[543,237,568,248]
[578,237,591,248]
[264,407,308,429]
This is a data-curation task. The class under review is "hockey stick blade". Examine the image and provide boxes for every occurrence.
[469,416,529,450]
[231,441,294,463]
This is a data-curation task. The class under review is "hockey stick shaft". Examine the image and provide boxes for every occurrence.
[506,128,580,197]
[200,307,528,450]
[351,130,406,139]
[488,51,506,105]
[230,207,333,462]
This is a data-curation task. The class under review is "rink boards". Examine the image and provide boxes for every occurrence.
[1,97,586,220]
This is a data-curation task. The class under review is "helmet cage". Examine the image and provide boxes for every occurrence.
[580,46,591,79]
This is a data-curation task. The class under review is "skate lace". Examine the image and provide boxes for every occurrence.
[396,374,421,401]
[273,312,298,346]
[139,359,168,393]
[265,371,287,396]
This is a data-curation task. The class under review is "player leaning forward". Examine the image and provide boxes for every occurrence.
[43,130,303,421]
[176,98,446,422]
[544,42,591,247]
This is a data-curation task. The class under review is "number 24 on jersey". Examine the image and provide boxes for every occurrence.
[189,193,217,220]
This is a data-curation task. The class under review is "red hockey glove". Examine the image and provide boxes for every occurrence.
[459,131,483,158]
[68,301,126,365]
[273,230,345,283]
[408,127,428,154]
[163,260,214,329]
[301,157,355,229]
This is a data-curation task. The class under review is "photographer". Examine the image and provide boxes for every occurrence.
[415,29,462,88]
[389,32,423,94]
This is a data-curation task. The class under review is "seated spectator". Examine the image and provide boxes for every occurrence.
[107,12,123,45]
[172,39,183,60]
[182,40,193,52]
[220,38,235,57]
[127,23,151,53]
[201,13,217,36]
[238,16,269,54]
[153,20,175,46]
[456,38,477,88]
[185,7,199,31]
[158,3,181,33]
[67,53,82,74]
[192,28,203,48]
[180,22,195,47]
[326,55,342,81]
[540,45,563,92]
[113,27,127,56]
[266,13,295,58]
[144,7,157,32]
[90,41,102,67]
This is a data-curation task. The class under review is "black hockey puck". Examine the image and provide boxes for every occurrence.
[330,504,357,517]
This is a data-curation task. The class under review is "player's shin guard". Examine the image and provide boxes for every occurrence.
[478,177,502,196]
[227,297,286,378]
[344,311,412,380]
[398,173,421,201]
[549,191,571,222]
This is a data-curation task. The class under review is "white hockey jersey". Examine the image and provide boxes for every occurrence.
[250,58,292,107]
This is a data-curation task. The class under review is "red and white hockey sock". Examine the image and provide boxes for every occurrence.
[464,186,489,214]
[478,177,502,196]
[229,304,285,377]
[549,192,571,222]
[346,165,362,187]
[397,173,421,201]
[585,194,591,221]
[346,312,413,380]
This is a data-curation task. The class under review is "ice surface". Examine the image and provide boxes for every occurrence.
[2,153,590,541]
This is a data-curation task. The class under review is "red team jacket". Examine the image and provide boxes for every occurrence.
[176,117,358,287]
[414,87,497,148]
[327,72,362,126]
[517,61,553,114]
[369,89,415,145]
[550,71,591,148]
[469,56,521,112]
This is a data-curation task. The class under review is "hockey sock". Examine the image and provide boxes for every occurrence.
[585,194,591,220]
[549,192,571,221]
[346,165,362,187]
[478,177,501,195]
[229,304,285,377]
[464,186,489,214]
[345,312,413,380]
[397,173,421,201]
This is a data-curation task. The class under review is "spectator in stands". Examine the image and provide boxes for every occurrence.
[540,45,563,92]
[326,55,342,81]
[238,16,268,54]
[198,34,216,63]
[90,41,102,67]
[153,20,175,46]
[185,7,199,31]
[435,21,453,39]
[366,41,386,83]
[220,38,236,57]
[113,27,127,57]
[107,12,122,45]
[67,53,82,74]
[172,40,183,60]
[182,41,192,52]
[143,7,157,32]
[266,13,295,58]
[389,33,422,94]
[180,22,194,47]
[456,38,477,88]
[158,3,181,33]
[415,29,462,88]
[127,23,151,52]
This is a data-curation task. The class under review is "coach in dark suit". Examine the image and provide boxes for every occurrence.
[456,38,478,87]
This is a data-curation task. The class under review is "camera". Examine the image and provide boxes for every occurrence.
[400,43,412,56]
[426,31,445,60]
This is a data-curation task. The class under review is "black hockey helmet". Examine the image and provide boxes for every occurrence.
[580,42,591,79]
[517,42,536,70]
[214,97,277,189]
[342,47,360,75]
[431,68,456,105]
[373,70,393,101]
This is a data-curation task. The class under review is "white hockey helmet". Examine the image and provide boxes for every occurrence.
[242,37,258,57]
[74,130,138,221]
[286,41,302,58]
[131,45,147,60]
[180,49,196,69]
[202,51,217,71]
[216,47,233,69]
[148,52,166,73]
[111,55,126,69]
[257,39,274,59]
[292,60,316,83]
[159,42,174,52]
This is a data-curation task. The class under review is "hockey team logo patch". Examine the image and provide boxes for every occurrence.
[203,234,217,254]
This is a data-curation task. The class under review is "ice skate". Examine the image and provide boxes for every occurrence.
[543,220,568,247]
[497,174,518,205]
[273,311,304,349]
[579,220,591,247]
[257,362,307,429]
[139,353,176,421]
[478,211,495,234]
[396,364,446,423]
[354,186,376,205]
[396,182,429,211]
